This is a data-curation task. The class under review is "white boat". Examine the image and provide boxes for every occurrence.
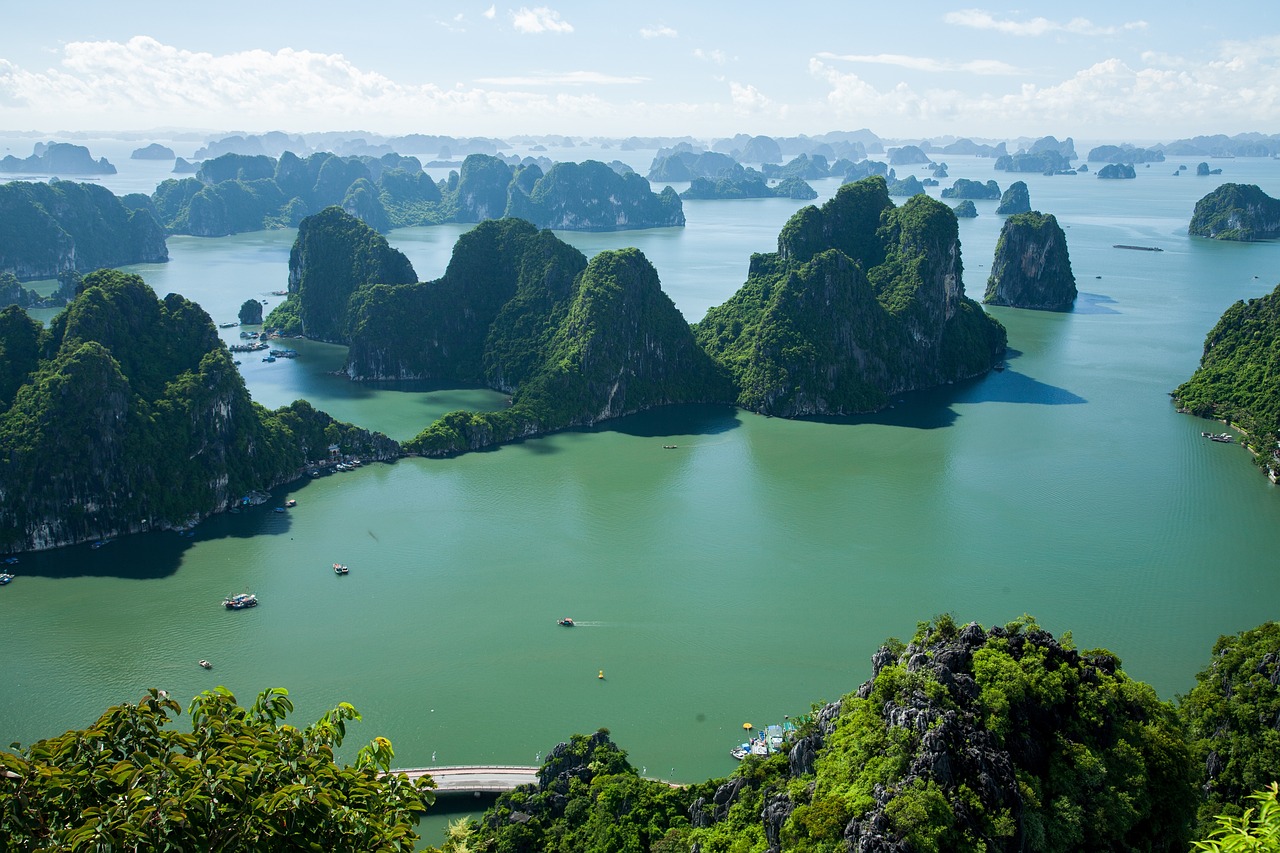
[0,572,13,585]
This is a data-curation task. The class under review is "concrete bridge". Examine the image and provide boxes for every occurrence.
[394,765,539,795]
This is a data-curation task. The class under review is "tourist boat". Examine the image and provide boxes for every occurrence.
[0,573,13,585]
[223,593,258,610]
[558,617,575,626]
[662,444,678,449]
[1202,431,1235,443]
[334,563,349,575]
[218,322,238,328]
[730,743,750,760]
[285,499,297,508]
[198,659,212,669]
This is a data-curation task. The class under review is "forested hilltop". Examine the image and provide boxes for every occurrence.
[1173,282,1280,479]
[0,270,397,552]
[694,176,1006,416]
[150,151,683,237]
[268,179,1004,454]
[11,617,1273,850]
[436,617,1278,853]
[0,180,168,282]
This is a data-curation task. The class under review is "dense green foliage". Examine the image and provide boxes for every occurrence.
[1180,623,1280,834]
[886,174,926,197]
[0,180,168,281]
[952,200,978,218]
[239,297,264,325]
[694,176,1006,416]
[996,181,1032,215]
[458,731,694,853]
[0,269,398,551]
[984,212,1077,311]
[1193,783,1280,852]
[680,174,816,200]
[0,687,433,851]
[387,221,731,455]
[459,617,1221,853]
[1097,163,1138,179]
[1189,184,1280,241]
[1172,285,1280,469]
[941,179,1001,200]
[273,206,417,343]
[994,151,1072,173]
[152,150,684,237]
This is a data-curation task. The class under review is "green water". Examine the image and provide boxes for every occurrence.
[4,157,1280,810]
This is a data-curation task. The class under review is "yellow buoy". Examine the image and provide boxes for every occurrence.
[598,670,604,679]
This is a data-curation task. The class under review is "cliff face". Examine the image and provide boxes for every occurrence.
[996,181,1032,215]
[984,212,1077,311]
[695,176,1006,416]
[283,206,417,343]
[1189,183,1280,241]
[0,270,398,553]
[0,181,168,281]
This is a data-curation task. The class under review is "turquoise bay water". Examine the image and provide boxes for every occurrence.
[3,155,1280,803]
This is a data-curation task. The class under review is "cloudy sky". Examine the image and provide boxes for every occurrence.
[1,1,1275,141]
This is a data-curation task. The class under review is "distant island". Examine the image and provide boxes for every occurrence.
[952,199,978,218]
[0,142,116,176]
[1096,163,1137,179]
[984,212,1077,310]
[151,151,683,238]
[941,178,1001,200]
[681,174,816,200]
[996,181,1032,215]
[1188,183,1280,241]
[0,181,168,283]
[0,269,397,551]
[1173,283,1280,478]
[131,143,175,160]
[1088,143,1164,163]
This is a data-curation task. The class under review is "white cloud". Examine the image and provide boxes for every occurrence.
[816,51,1019,75]
[728,81,774,115]
[693,48,726,65]
[640,25,677,39]
[944,9,1147,37]
[483,5,495,19]
[475,71,648,85]
[511,7,573,34]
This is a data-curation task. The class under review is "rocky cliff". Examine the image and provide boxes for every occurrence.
[0,181,168,281]
[0,270,398,553]
[1189,183,1280,241]
[694,176,1006,416]
[0,142,116,175]
[984,212,1077,310]
[996,180,1032,214]
[941,178,1001,200]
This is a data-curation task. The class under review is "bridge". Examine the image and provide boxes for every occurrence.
[393,765,539,795]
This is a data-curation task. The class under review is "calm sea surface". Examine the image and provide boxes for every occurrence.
[4,146,1280,811]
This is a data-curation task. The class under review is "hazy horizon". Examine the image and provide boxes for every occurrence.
[1,1,1275,142]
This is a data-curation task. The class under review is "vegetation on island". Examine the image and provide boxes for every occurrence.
[1172,283,1280,475]
[1189,184,1280,241]
[995,181,1032,215]
[0,180,168,282]
[994,150,1072,174]
[0,269,398,551]
[1096,163,1137,180]
[941,179,1001,200]
[152,151,683,238]
[6,619,1276,852]
[440,617,1280,853]
[984,212,1077,311]
[0,142,116,175]
[952,200,978,218]
[0,687,433,851]
[681,174,816,201]
[694,176,1006,416]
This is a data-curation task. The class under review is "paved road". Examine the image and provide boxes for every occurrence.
[394,765,539,794]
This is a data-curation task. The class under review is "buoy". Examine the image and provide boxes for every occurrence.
[598,670,604,679]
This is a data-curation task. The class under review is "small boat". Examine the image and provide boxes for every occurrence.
[0,573,13,585]
[558,617,575,627]
[334,563,349,575]
[273,506,285,513]
[1202,431,1235,443]
[223,593,258,610]
[3,556,17,565]
[662,444,678,449]
[198,659,212,669]
[218,322,238,328]
[90,539,111,550]
[1112,244,1164,252]
[284,499,297,508]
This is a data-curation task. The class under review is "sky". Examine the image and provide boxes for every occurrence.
[1,1,1277,143]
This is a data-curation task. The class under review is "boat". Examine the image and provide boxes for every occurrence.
[3,556,17,565]
[285,499,297,508]
[730,744,750,760]
[334,563,349,575]
[273,506,285,513]
[662,444,678,449]
[0,573,13,585]
[90,539,111,549]
[1202,431,1235,443]
[223,593,258,610]
[198,659,212,669]
[218,322,238,328]
[558,617,575,626]
[1113,244,1163,252]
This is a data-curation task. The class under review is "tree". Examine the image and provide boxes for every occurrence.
[239,297,264,325]
[1193,783,1280,852]
[0,687,435,851]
